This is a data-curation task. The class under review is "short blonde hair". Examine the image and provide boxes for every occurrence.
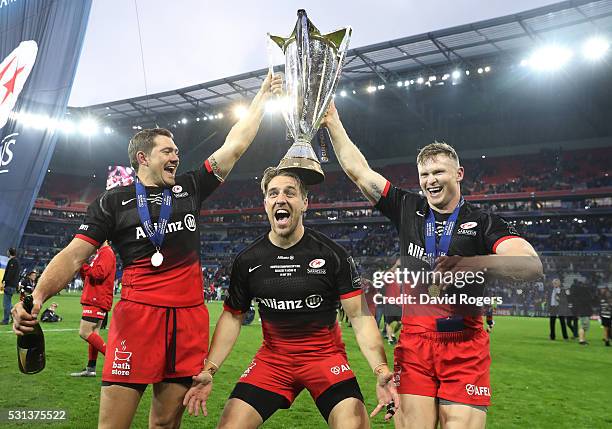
[260,167,308,198]
[416,141,460,167]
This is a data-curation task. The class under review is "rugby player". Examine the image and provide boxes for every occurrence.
[183,168,399,428]
[12,73,282,429]
[70,241,116,377]
[321,101,542,429]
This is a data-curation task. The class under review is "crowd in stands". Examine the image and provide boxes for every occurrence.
[34,147,611,210]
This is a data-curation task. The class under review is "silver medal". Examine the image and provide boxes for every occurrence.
[151,251,164,267]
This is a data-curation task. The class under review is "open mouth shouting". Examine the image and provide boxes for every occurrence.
[274,208,291,227]
[427,185,443,198]
[163,163,177,178]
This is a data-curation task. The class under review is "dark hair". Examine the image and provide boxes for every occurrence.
[8,247,16,257]
[260,167,308,198]
[127,128,174,171]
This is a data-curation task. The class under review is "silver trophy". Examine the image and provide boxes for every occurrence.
[268,10,351,185]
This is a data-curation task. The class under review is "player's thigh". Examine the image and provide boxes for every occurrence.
[393,394,438,429]
[328,397,369,429]
[438,403,486,429]
[218,398,263,429]
[98,384,144,429]
[79,318,100,336]
[149,380,190,429]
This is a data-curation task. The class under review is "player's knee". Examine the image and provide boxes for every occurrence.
[79,327,90,340]
[149,411,182,429]
[328,398,369,429]
[217,417,251,429]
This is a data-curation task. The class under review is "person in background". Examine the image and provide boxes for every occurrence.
[599,288,611,347]
[41,302,62,322]
[548,278,568,340]
[71,241,116,377]
[19,270,37,301]
[572,280,595,345]
[1,247,20,324]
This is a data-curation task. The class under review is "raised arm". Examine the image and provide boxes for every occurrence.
[12,238,97,335]
[207,72,282,180]
[321,102,388,204]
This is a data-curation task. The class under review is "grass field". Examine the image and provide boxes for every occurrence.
[0,293,610,428]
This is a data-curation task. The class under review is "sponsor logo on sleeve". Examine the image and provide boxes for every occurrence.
[348,256,361,289]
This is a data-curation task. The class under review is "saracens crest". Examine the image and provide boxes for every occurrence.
[0,41,38,174]
[0,40,38,130]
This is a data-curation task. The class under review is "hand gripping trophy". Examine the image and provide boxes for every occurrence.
[268,10,351,185]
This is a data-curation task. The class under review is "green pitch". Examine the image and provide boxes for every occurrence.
[0,294,610,428]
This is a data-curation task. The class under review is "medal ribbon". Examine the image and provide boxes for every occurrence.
[135,179,172,252]
[424,197,464,268]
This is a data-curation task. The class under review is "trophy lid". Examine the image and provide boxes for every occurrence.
[269,9,350,53]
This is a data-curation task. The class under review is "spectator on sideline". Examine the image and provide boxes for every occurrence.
[572,280,595,345]
[599,288,611,347]
[41,303,62,322]
[19,270,37,301]
[1,248,20,324]
[566,281,579,339]
[548,278,568,340]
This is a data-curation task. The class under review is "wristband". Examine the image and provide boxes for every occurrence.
[204,359,219,376]
[373,363,389,375]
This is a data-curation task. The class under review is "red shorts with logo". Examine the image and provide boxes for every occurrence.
[237,345,357,404]
[102,300,209,384]
[82,305,107,320]
[394,328,491,406]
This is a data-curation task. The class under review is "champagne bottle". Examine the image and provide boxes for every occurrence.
[17,294,46,374]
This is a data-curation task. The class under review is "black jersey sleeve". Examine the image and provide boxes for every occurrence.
[223,257,251,314]
[336,251,363,299]
[482,212,521,254]
[374,182,419,229]
[75,191,115,247]
[196,159,222,203]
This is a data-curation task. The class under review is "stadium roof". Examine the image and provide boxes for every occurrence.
[80,0,612,126]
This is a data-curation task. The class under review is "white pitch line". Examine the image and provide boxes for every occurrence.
[1,321,262,334]
[1,328,79,333]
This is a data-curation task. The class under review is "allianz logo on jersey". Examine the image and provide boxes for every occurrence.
[406,242,429,262]
[135,214,197,239]
[277,255,294,260]
[255,294,323,310]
